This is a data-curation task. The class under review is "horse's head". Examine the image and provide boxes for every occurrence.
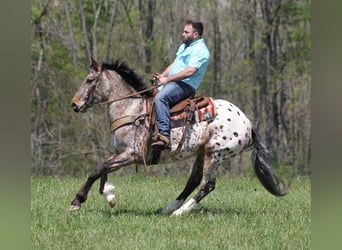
[72,57,107,112]
[72,57,154,113]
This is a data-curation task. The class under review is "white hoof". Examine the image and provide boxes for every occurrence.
[106,194,116,208]
[160,200,184,215]
[170,210,183,217]
[103,182,116,208]
[69,205,81,211]
[171,207,189,217]
[170,198,196,217]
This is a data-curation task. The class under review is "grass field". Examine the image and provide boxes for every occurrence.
[31,173,310,249]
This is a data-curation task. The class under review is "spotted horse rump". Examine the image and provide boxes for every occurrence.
[69,58,289,217]
[162,99,251,160]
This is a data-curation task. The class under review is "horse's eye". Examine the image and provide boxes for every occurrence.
[86,78,92,84]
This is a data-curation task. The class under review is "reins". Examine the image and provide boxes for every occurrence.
[94,84,159,106]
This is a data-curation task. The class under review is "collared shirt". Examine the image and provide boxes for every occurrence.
[168,38,210,90]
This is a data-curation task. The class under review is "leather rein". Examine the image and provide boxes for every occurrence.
[94,84,159,107]
[95,84,158,132]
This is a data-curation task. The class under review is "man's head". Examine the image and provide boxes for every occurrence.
[182,20,204,45]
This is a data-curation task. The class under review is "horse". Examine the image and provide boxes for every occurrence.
[69,57,288,217]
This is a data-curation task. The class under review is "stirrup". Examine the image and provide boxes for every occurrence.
[151,133,170,150]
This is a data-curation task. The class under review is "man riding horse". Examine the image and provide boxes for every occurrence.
[151,20,210,150]
[69,20,288,216]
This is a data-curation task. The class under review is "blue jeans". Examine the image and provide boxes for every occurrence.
[154,81,195,138]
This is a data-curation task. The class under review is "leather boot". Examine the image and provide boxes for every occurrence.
[151,133,170,150]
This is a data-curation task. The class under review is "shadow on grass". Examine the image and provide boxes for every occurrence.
[86,205,245,218]
[87,207,162,217]
[192,205,243,216]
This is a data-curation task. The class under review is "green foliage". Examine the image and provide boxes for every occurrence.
[31,175,310,249]
[31,5,41,21]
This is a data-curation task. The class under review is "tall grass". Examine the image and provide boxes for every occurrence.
[31,174,310,249]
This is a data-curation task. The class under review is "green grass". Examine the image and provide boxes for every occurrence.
[31,174,310,249]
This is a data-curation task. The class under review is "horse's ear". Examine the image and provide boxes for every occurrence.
[90,56,101,72]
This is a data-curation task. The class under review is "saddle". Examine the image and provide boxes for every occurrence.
[149,96,216,156]
[169,96,216,128]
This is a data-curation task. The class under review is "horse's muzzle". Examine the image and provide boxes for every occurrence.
[72,102,80,112]
[72,102,88,113]
[72,96,87,113]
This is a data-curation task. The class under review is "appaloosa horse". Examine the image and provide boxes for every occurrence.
[69,58,288,216]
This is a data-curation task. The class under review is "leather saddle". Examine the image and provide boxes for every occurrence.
[170,96,210,114]
[149,96,216,156]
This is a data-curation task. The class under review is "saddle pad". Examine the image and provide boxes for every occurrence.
[170,97,216,128]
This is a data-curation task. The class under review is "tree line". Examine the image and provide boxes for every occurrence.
[31,0,311,177]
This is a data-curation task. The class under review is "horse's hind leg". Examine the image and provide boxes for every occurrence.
[171,151,218,217]
[161,148,204,215]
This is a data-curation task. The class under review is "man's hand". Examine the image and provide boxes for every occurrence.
[155,67,197,86]
[151,73,169,86]
[150,73,161,85]
[158,76,169,85]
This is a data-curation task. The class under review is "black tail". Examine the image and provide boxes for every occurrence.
[251,128,289,196]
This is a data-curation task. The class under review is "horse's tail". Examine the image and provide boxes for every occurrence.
[251,128,289,196]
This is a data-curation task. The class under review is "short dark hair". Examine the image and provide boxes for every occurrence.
[185,20,204,37]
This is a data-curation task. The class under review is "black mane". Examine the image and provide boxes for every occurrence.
[101,60,153,97]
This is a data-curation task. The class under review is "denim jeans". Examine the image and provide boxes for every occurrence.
[154,81,195,138]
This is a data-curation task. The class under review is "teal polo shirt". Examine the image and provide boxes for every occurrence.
[169,38,210,90]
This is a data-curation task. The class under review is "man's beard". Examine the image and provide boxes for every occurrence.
[183,36,194,46]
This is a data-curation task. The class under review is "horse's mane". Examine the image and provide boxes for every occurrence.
[101,60,153,97]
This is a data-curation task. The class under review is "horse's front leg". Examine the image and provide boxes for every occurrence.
[70,151,137,211]
[98,169,118,208]
[69,161,108,211]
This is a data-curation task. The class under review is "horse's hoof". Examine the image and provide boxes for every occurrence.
[160,200,184,215]
[160,208,172,215]
[171,208,189,217]
[109,200,116,208]
[171,211,187,217]
[170,211,182,217]
[108,197,116,207]
[69,205,81,211]
[107,195,116,208]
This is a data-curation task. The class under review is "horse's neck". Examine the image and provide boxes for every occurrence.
[105,69,150,126]
[107,97,146,122]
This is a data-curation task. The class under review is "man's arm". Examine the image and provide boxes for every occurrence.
[159,66,197,85]
[152,63,173,84]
